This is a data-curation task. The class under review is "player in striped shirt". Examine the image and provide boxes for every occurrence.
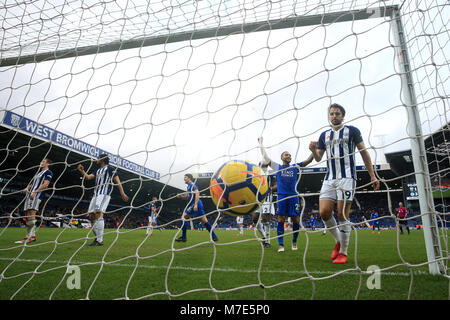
[77,154,129,246]
[396,202,410,235]
[15,158,53,244]
[144,196,161,236]
[175,173,218,242]
[252,162,277,248]
[309,103,380,264]
[259,137,314,253]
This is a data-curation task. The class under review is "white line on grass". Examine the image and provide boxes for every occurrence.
[0,257,431,276]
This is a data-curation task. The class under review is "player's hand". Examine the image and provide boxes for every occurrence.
[122,194,129,202]
[371,176,380,190]
[77,164,84,172]
[30,192,36,200]
[194,204,198,212]
[309,141,318,152]
[22,188,28,194]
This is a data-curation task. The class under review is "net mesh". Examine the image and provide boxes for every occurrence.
[0,0,449,300]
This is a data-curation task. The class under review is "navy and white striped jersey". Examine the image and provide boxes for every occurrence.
[29,169,53,199]
[93,165,118,196]
[265,172,276,203]
[317,125,363,181]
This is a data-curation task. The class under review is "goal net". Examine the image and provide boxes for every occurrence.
[0,0,448,300]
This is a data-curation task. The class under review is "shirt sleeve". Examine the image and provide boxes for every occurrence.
[350,126,363,145]
[109,166,118,177]
[317,131,326,150]
[270,161,280,171]
[44,170,53,181]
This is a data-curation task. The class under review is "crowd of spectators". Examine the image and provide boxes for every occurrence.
[2,193,448,230]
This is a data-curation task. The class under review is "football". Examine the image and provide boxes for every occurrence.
[209,160,269,216]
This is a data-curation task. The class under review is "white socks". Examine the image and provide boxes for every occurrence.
[26,219,36,238]
[264,222,270,241]
[256,221,265,239]
[92,218,105,243]
[323,216,341,243]
[338,219,351,256]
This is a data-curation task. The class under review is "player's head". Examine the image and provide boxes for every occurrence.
[328,103,345,127]
[152,196,157,201]
[399,202,404,207]
[97,153,109,166]
[40,158,52,167]
[280,151,291,164]
[184,173,194,184]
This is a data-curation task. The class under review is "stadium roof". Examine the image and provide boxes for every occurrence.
[385,122,450,179]
[0,124,186,211]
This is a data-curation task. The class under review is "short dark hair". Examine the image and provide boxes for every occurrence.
[329,103,345,117]
[185,173,194,181]
[44,158,52,165]
[98,153,109,164]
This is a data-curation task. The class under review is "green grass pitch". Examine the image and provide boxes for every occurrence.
[0,226,448,300]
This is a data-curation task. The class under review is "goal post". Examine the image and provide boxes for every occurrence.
[390,7,445,275]
[0,5,399,68]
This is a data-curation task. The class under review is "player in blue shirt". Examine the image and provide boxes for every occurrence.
[176,173,218,242]
[309,214,317,231]
[15,158,53,244]
[309,103,379,263]
[370,209,381,234]
[259,137,313,253]
[78,154,129,246]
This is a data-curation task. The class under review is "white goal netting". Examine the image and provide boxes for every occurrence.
[0,0,449,300]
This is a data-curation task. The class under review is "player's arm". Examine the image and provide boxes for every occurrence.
[309,141,325,162]
[300,153,314,167]
[30,179,51,200]
[113,175,129,202]
[271,180,277,192]
[193,188,200,211]
[77,164,95,180]
[258,137,274,168]
[356,141,380,190]
[176,192,188,200]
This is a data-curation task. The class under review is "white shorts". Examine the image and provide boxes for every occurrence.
[319,178,356,202]
[88,194,111,213]
[148,214,157,224]
[256,203,275,215]
[24,196,41,212]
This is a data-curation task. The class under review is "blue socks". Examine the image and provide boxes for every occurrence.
[182,221,189,239]
[293,223,300,243]
[204,222,217,239]
[277,222,284,246]
[182,221,217,240]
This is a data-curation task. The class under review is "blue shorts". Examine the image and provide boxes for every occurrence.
[185,202,205,217]
[277,194,299,216]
